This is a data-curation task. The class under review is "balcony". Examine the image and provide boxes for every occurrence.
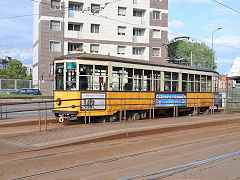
[68,50,83,55]
[133,0,138,4]
[68,10,74,17]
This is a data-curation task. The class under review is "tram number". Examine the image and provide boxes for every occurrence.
[81,93,106,110]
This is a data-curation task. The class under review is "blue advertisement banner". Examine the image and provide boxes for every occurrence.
[155,94,187,107]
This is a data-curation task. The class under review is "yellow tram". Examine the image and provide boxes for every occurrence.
[53,54,219,122]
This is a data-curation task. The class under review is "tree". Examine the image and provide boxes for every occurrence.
[168,41,217,69]
[5,59,27,79]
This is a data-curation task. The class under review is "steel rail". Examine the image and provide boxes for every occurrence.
[149,151,240,180]
[2,125,239,164]
[119,151,240,180]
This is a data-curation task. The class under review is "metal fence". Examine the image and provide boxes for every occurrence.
[1,95,239,132]
[0,79,38,95]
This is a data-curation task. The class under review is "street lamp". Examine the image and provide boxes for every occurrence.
[212,27,222,70]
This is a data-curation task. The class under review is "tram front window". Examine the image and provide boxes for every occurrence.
[55,63,64,90]
[66,62,76,90]
[79,65,93,90]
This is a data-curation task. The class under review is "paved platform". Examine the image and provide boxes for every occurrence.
[0,112,239,154]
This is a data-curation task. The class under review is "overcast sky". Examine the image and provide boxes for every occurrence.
[0,0,239,74]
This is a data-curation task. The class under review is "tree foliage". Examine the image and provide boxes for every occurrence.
[168,41,217,69]
[6,60,27,79]
[0,59,32,80]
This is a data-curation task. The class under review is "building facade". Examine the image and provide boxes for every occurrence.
[0,57,12,70]
[33,0,168,95]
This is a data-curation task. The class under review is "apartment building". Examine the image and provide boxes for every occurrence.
[0,56,12,70]
[33,0,168,95]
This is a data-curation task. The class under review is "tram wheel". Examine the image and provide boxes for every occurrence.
[59,116,65,123]
[132,113,140,120]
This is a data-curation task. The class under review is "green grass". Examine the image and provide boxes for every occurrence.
[0,94,53,99]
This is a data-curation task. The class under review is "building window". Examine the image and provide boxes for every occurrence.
[152,29,161,38]
[133,47,144,55]
[117,46,126,55]
[153,11,161,20]
[133,28,145,36]
[68,23,83,31]
[50,41,61,52]
[68,43,83,52]
[152,48,161,57]
[91,24,100,33]
[50,20,60,31]
[118,7,126,16]
[91,4,100,14]
[133,9,144,17]
[118,26,126,35]
[69,2,83,11]
[90,44,99,53]
[51,0,60,10]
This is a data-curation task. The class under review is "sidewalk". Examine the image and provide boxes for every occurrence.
[0,112,239,154]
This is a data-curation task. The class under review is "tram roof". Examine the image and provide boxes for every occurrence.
[55,53,217,74]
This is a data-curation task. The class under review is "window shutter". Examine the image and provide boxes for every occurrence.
[118,7,126,15]
[152,48,160,56]
[91,45,99,52]
[153,30,161,38]
[118,46,125,54]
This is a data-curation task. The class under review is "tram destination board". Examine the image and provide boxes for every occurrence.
[81,93,106,110]
[155,93,187,107]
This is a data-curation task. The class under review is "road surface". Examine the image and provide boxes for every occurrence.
[0,122,239,179]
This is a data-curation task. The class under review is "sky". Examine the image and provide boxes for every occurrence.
[0,0,239,74]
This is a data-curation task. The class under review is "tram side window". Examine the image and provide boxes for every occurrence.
[172,72,178,92]
[201,75,207,92]
[66,62,76,90]
[189,74,194,92]
[207,76,212,92]
[143,70,152,91]
[153,71,161,91]
[112,67,122,91]
[95,66,108,91]
[195,75,200,92]
[164,72,171,92]
[55,63,64,90]
[182,73,188,92]
[134,69,143,91]
[123,68,133,91]
[79,64,93,90]
[214,76,219,92]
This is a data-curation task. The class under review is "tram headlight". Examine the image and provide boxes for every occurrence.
[56,98,62,106]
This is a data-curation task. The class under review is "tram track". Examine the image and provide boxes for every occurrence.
[1,124,240,164]
[8,128,240,180]
[119,151,240,180]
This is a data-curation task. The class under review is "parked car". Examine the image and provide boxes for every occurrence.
[8,88,41,95]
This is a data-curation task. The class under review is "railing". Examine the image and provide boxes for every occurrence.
[1,95,239,133]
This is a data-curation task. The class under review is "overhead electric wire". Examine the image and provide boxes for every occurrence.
[210,0,240,15]
[0,0,240,52]
[0,0,122,20]
[79,11,240,51]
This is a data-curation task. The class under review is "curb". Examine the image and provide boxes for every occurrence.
[40,117,240,150]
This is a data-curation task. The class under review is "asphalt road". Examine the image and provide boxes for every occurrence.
[0,101,54,119]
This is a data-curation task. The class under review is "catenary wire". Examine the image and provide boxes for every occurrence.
[210,0,240,15]
[0,0,240,52]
